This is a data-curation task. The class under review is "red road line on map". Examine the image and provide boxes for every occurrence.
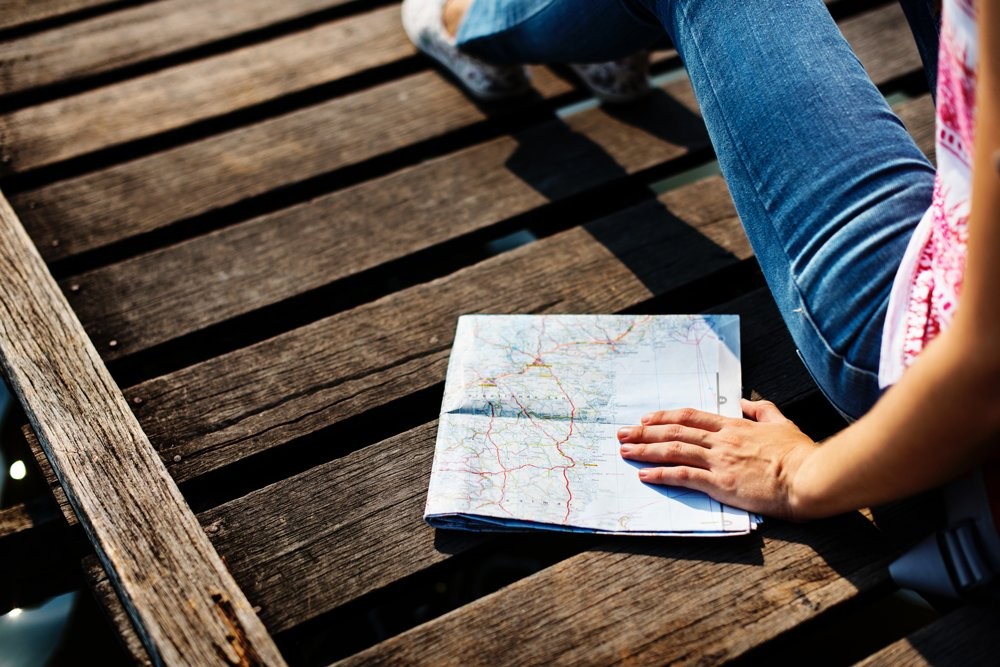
[470,317,662,524]
[549,371,577,524]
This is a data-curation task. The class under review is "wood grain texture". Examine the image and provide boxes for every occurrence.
[0,0,122,31]
[0,191,285,666]
[11,1,915,262]
[64,80,707,359]
[13,69,490,260]
[895,95,937,166]
[0,5,413,173]
[338,512,895,666]
[856,606,1000,666]
[0,495,61,539]
[126,175,749,482]
[0,0,356,95]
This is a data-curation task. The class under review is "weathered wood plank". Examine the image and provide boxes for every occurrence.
[0,495,61,539]
[126,175,750,483]
[11,1,918,262]
[193,286,812,635]
[0,4,413,173]
[336,511,895,666]
[0,190,285,665]
[64,81,709,359]
[67,90,934,362]
[895,95,937,167]
[0,0,359,95]
[7,58,577,259]
[856,606,1000,666]
[0,0,124,31]
[10,69,495,260]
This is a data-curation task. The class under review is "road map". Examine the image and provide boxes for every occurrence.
[425,314,760,536]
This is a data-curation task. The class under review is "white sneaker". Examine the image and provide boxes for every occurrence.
[401,0,531,101]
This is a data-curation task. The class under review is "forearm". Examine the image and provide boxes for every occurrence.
[790,323,1000,518]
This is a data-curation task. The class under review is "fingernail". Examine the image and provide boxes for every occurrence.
[617,427,631,441]
[620,444,633,455]
[638,469,649,480]
[640,414,652,424]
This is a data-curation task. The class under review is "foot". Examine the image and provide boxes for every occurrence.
[401,0,531,101]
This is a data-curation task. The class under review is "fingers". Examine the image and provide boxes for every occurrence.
[640,407,724,431]
[617,423,706,446]
[637,465,717,494]
[740,398,789,424]
[619,440,710,467]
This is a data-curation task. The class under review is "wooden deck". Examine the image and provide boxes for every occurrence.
[0,0,984,664]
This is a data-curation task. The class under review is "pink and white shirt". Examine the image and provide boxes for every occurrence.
[880,0,978,387]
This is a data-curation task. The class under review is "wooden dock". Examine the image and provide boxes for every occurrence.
[1,0,997,664]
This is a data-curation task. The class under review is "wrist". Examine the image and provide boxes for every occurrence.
[781,443,826,520]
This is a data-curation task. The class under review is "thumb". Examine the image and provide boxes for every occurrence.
[741,398,788,423]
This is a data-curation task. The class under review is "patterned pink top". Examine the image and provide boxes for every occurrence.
[879,0,978,387]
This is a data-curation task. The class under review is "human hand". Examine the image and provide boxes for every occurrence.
[617,399,820,520]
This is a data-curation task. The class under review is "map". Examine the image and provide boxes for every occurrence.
[424,314,759,536]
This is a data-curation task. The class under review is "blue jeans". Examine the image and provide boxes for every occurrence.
[457,0,938,420]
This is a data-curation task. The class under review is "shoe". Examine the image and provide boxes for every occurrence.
[570,52,651,103]
[402,0,531,101]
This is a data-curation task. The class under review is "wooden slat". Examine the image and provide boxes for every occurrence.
[80,166,808,639]
[11,1,917,263]
[10,61,576,261]
[0,495,62,539]
[0,190,284,665]
[337,511,894,666]
[0,4,413,173]
[49,172,746,533]
[66,90,934,363]
[0,0,358,95]
[11,69,540,261]
[856,606,1000,666]
[0,0,124,31]
[197,286,811,635]
[126,174,750,483]
[64,80,708,359]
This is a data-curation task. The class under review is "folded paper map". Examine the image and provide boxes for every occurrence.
[425,314,759,536]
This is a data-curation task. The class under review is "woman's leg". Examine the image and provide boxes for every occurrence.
[625,0,936,419]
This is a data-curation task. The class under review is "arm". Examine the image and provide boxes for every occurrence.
[620,7,1000,520]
